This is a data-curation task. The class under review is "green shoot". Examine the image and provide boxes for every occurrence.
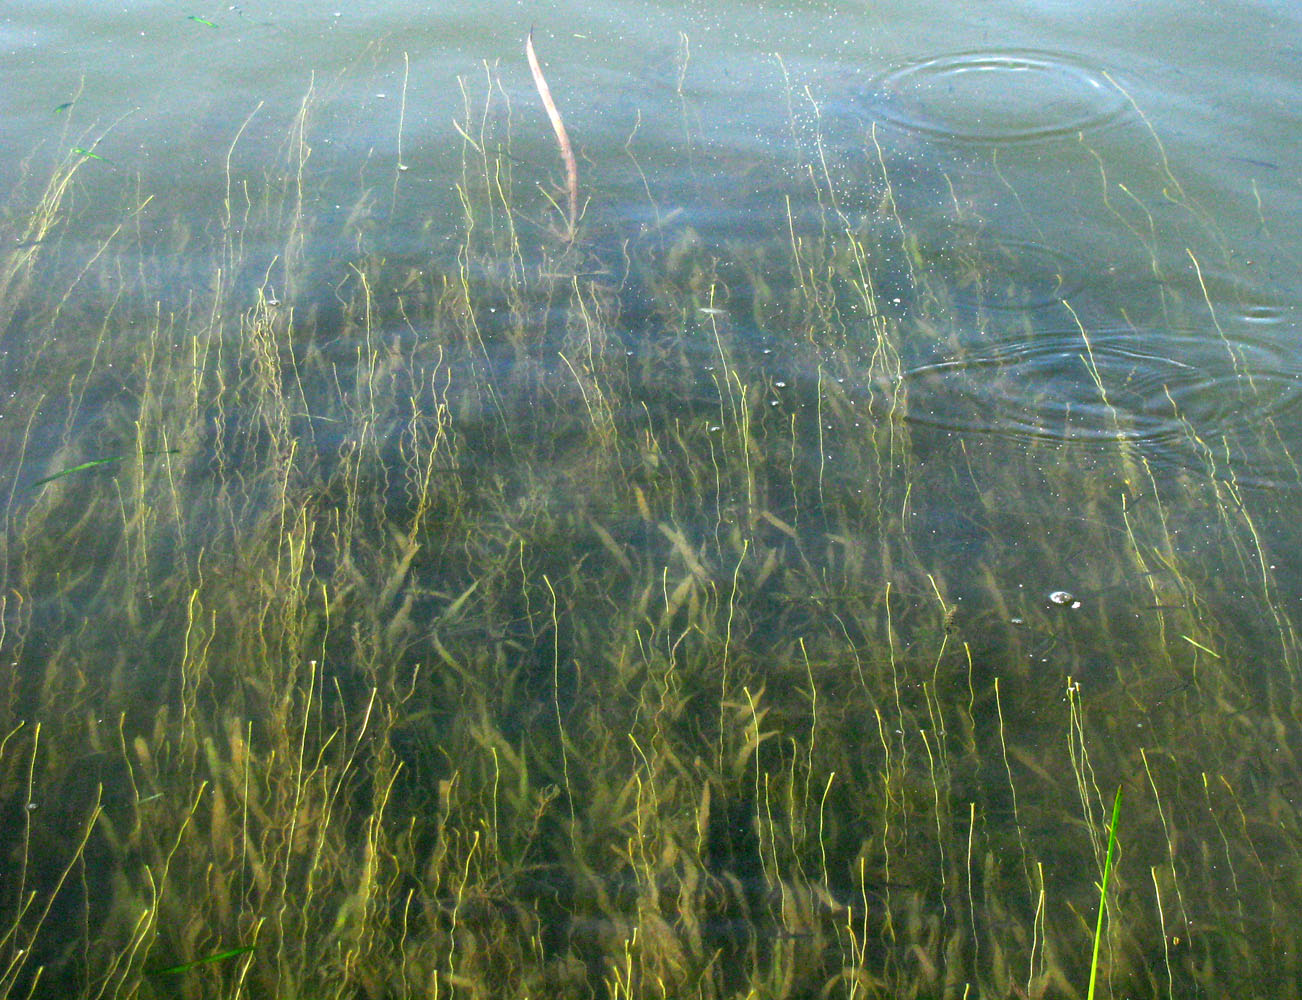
[32,457,126,487]
[147,945,254,976]
[1087,786,1123,1000]
[33,450,178,487]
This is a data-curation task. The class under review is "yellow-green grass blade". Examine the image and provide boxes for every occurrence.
[1087,786,1123,1000]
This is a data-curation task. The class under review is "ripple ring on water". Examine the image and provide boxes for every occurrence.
[868,50,1131,145]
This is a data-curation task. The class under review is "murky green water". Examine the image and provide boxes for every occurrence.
[2,2,1301,998]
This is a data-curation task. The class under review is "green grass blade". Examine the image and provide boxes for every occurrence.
[1087,786,1123,1000]
[71,147,112,163]
[33,449,179,487]
[147,944,254,976]
[32,457,125,486]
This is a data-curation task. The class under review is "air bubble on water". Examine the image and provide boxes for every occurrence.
[1048,590,1081,609]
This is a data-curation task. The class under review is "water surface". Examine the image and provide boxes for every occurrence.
[2,1,1301,997]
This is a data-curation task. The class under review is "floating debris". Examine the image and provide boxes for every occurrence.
[526,29,579,240]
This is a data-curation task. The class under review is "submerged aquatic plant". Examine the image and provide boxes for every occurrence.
[1087,786,1122,1000]
[0,49,1297,1000]
[147,944,255,977]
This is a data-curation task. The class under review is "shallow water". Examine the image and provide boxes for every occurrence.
[5,0,1299,484]
[3,1,1302,997]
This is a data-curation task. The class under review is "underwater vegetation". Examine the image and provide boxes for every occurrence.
[0,55,1300,1000]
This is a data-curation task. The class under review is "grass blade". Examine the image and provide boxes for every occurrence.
[1087,786,1123,1000]
[33,449,179,487]
[32,457,125,487]
[147,944,254,976]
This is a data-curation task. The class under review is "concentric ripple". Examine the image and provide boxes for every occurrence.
[868,51,1130,144]
[898,327,1302,456]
